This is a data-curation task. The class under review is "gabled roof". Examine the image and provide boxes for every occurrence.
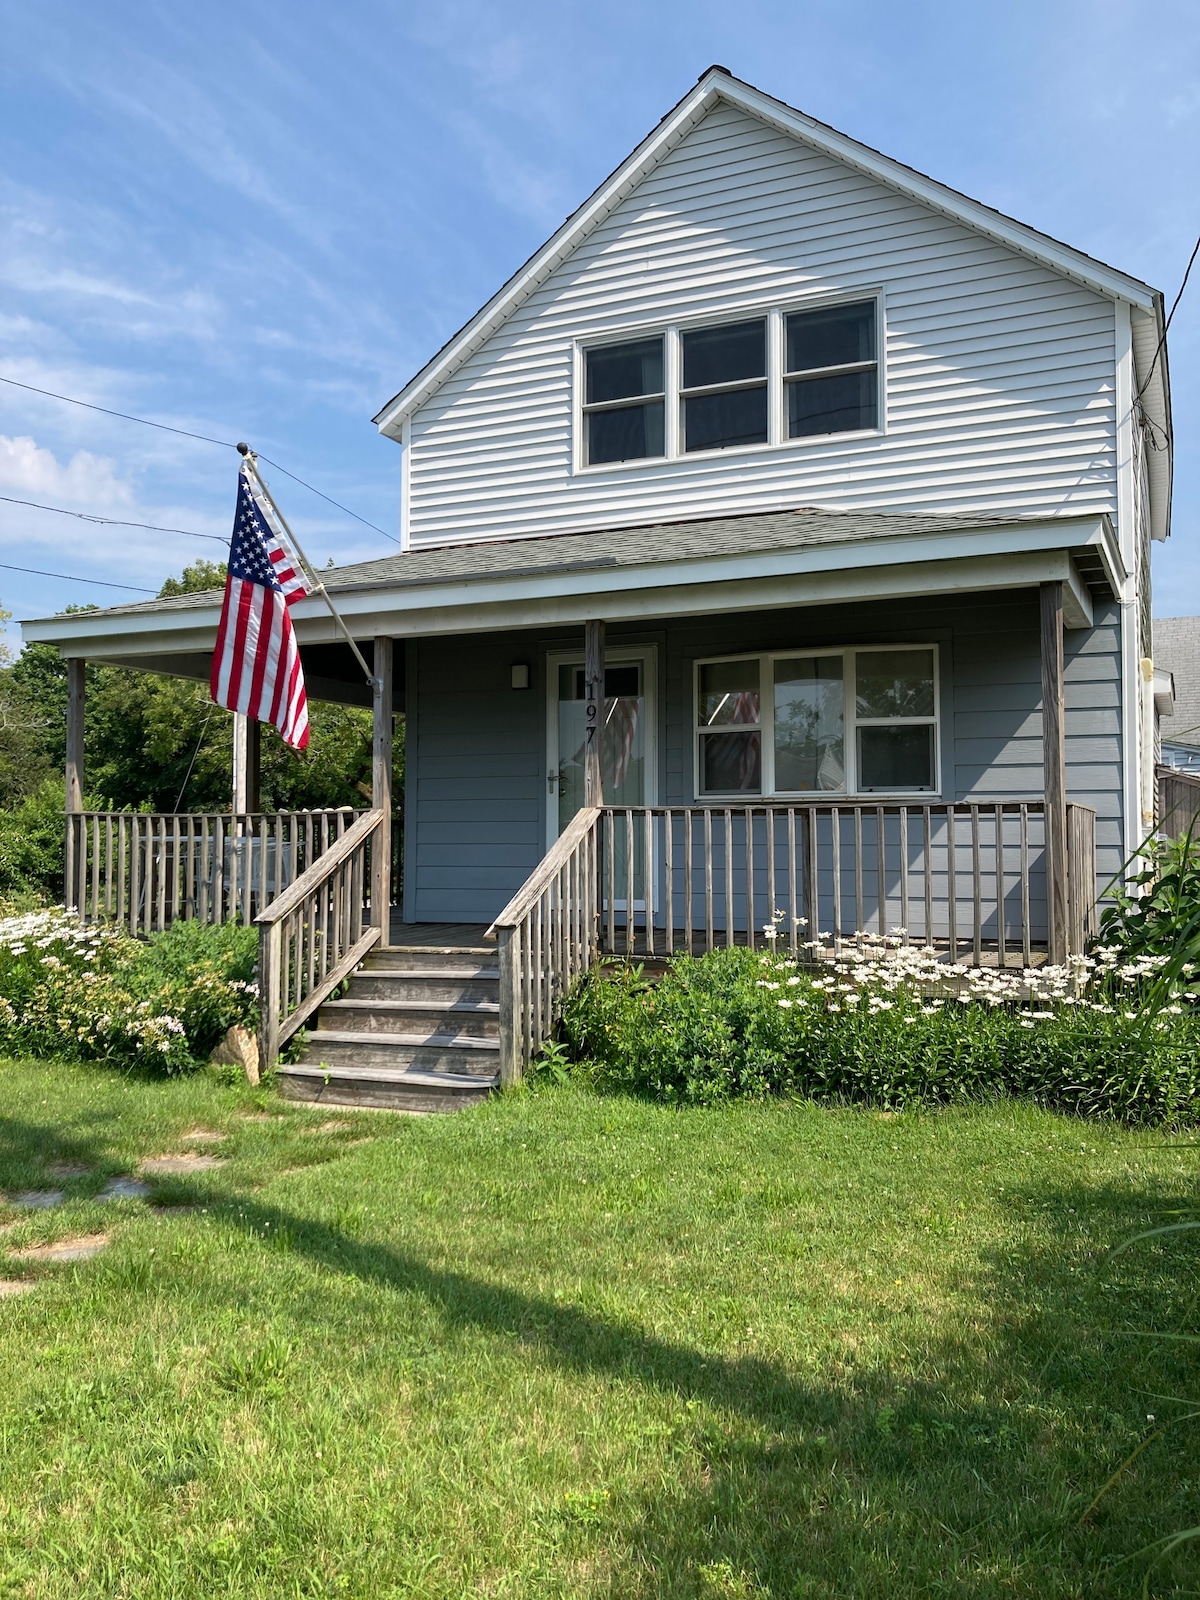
[373,65,1166,442]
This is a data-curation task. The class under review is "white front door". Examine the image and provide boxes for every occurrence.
[546,648,656,847]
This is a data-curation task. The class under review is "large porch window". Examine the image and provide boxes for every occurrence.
[695,646,938,798]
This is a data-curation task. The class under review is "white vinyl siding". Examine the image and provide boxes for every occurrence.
[406,102,1118,547]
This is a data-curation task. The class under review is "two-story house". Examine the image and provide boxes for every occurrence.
[27,68,1173,1107]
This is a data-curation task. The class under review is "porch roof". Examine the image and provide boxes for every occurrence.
[23,504,1123,688]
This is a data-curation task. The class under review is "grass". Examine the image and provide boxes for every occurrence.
[0,1060,1197,1598]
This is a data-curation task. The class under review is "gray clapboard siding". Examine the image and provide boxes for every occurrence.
[404,592,1124,923]
[407,102,1117,547]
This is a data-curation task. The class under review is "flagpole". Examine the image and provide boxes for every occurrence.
[236,443,378,689]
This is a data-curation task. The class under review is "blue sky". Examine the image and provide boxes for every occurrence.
[1,0,1198,652]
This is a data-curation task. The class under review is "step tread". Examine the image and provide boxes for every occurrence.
[279,1063,498,1089]
[359,966,499,980]
[307,1028,500,1052]
[324,998,500,1015]
[378,944,494,956]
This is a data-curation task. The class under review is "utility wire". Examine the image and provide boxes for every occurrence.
[0,372,399,543]
[0,492,226,543]
[1136,231,1200,403]
[0,560,156,593]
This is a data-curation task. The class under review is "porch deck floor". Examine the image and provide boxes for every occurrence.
[384,918,1049,968]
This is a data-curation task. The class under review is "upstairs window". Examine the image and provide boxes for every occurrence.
[786,302,877,438]
[579,298,881,468]
[583,337,665,465]
[682,319,767,453]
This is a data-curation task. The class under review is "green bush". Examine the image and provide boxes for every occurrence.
[0,909,258,1073]
[561,943,1200,1125]
[0,778,71,900]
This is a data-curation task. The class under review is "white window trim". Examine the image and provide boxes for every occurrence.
[573,290,885,475]
[692,643,941,801]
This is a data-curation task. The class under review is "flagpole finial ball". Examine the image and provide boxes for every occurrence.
[236,442,251,456]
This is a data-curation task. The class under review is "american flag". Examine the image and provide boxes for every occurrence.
[210,467,311,751]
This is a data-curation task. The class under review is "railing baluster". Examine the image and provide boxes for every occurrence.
[875,805,885,934]
[624,807,635,954]
[89,815,101,923]
[947,807,958,963]
[723,808,734,950]
[1020,804,1031,967]
[704,808,714,953]
[922,805,933,948]
[899,806,909,941]
[971,804,982,965]
[766,807,777,938]
[664,808,674,955]
[787,808,797,954]
[643,807,655,957]
[744,806,755,950]
[684,808,694,957]
[995,803,1007,968]
[806,806,819,946]
[853,806,864,938]
[831,807,842,948]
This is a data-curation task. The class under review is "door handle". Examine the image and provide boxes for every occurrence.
[547,769,558,794]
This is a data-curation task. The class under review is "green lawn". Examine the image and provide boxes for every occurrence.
[0,1060,1197,1599]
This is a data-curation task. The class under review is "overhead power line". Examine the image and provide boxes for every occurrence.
[0,372,399,543]
[0,560,156,593]
[1136,231,1200,403]
[0,492,226,543]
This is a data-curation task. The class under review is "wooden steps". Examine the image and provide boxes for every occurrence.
[277,934,500,1112]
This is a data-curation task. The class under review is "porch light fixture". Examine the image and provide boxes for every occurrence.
[510,663,531,690]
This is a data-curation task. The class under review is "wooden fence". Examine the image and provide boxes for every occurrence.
[1158,765,1200,841]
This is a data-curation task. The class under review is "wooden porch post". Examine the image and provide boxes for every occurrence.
[372,637,394,941]
[231,714,259,813]
[584,619,605,807]
[1040,581,1068,965]
[64,657,85,912]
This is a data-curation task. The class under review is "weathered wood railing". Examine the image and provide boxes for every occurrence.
[64,808,360,934]
[486,806,601,1086]
[598,801,1096,965]
[256,808,386,1069]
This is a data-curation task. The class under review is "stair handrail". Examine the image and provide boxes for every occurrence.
[486,805,600,1085]
[257,807,385,1069]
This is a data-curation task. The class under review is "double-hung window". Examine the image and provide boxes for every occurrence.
[582,337,665,465]
[695,646,938,798]
[579,298,880,467]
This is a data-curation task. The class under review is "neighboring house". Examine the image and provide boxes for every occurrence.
[1153,616,1200,772]
[22,68,1175,1098]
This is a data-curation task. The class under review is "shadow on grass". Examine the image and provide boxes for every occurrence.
[2,1111,1197,1597]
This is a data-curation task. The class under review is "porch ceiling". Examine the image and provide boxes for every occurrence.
[22,505,1123,668]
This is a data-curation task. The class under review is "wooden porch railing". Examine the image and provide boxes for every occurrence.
[488,799,1098,1083]
[486,806,601,1086]
[64,809,361,934]
[256,808,386,1069]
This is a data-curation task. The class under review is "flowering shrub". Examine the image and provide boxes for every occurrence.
[0,909,258,1074]
[561,928,1200,1125]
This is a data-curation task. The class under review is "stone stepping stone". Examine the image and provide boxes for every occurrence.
[10,1191,65,1209]
[139,1155,226,1177]
[45,1163,90,1180]
[98,1176,151,1201]
[180,1129,225,1145]
[0,1279,34,1297]
[13,1234,109,1263]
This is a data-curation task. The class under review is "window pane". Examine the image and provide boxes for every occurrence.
[587,400,664,464]
[786,302,875,373]
[700,731,761,794]
[685,386,768,452]
[562,664,642,700]
[857,725,934,791]
[855,650,935,719]
[699,660,760,726]
[787,370,877,437]
[773,656,845,791]
[585,338,663,404]
[682,320,766,389]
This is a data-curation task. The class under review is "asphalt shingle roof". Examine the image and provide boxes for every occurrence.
[30,504,1077,624]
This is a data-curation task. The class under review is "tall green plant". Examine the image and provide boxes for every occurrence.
[1096,824,1200,1008]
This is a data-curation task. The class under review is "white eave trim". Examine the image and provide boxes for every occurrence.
[372,69,1158,438]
